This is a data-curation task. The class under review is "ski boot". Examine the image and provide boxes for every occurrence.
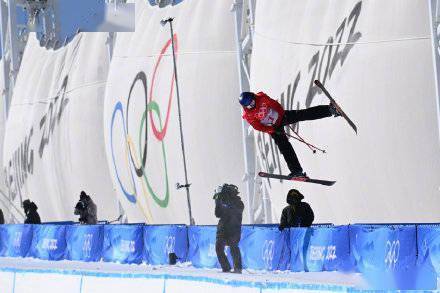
[329,102,341,117]
[288,170,308,179]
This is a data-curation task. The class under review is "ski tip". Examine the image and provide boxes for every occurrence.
[258,172,269,178]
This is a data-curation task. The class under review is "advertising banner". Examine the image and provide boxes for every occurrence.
[0,224,33,257]
[143,225,188,264]
[28,224,66,260]
[102,224,144,264]
[290,226,351,272]
[65,224,104,262]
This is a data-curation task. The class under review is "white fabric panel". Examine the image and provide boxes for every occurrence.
[103,0,243,223]
[251,0,440,224]
[2,33,119,222]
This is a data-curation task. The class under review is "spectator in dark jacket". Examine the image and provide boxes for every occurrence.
[23,199,41,224]
[74,191,97,224]
[214,183,244,273]
[0,208,4,224]
[279,189,314,230]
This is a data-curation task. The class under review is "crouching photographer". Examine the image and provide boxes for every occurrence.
[213,183,244,273]
[74,191,97,224]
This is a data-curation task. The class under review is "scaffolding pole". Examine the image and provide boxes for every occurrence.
[429,0,440,145]
[231,0,257,224]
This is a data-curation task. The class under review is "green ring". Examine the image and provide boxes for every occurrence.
[138,101,169,208]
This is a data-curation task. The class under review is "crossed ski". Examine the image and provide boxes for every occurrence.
[314,80,357,134]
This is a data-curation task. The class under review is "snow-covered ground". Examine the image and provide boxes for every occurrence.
[0,257,366,292]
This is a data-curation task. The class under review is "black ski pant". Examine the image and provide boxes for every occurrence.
[216,233,242,272]
[271,105,332,173]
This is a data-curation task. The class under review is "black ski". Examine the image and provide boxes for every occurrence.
[314,80,358,134]
[258,172,336,186]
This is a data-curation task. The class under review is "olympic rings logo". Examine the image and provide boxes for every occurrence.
[13,232,22,249]
[262,240,275,270]
[384,240,400,269]
[164,235,176,255]
[110,34,178,208]
[82,234,93,258]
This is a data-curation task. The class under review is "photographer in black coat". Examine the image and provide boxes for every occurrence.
[0,208,4,224]
[23,199,41,224]
[214,183,244,273]
[279,189,314,230]
[74,191,97,224]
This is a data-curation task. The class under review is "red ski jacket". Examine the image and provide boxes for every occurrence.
[242,92,285,134]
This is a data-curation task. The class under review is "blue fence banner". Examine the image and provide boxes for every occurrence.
[415,224,440,288]
[188,226,219,268]
[1,222,439,289]
[417,225,440,273]
[0,224,33,257]
[290,228,306,272]
[143,225,188,265]
[350,225,416,271]
[290,226,351,272]
[102,224,143,264]
[65,225,104,262]
[43,221,76,225]
[27,225,67,260]
[240,226,290,271]
[350,225,434,289]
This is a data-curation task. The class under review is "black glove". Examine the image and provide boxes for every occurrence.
[79,216,87,224]
[273,128,284,136]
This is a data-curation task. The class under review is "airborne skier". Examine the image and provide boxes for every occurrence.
[239,91,341,178]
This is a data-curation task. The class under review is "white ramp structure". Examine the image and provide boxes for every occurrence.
[2,33,120,222]
[103,0,244,224]
[251,0,440,224]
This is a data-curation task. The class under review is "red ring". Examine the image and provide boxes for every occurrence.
[149,34,178,141]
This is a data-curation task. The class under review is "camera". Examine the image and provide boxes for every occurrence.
[75,200,87,211]
[213,184,239,200]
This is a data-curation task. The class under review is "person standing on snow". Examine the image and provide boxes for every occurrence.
[278,189,314,230]
[239,91,340,178]
[214,184,244,274]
